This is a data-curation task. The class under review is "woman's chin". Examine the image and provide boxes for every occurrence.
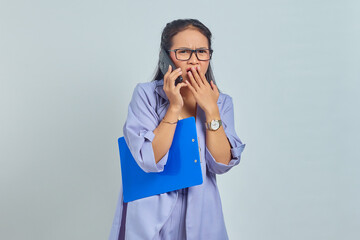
[182,75,189,81]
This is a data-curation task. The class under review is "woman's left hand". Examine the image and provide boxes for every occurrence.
[186,66,220,116]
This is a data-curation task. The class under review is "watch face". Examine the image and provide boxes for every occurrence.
[211,120,220,130]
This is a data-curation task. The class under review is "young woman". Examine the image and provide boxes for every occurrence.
[109,19,246,240]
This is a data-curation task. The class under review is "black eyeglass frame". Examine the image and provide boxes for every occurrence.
[168,48,213,61]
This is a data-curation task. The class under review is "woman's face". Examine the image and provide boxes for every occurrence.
[169,28,210,81]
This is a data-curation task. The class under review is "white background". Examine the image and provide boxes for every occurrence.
[1,0,359,239]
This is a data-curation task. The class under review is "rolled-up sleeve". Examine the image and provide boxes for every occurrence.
[206,95,246,174]
[123,83,169,173]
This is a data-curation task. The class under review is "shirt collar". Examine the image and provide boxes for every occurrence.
[154,79,168,101]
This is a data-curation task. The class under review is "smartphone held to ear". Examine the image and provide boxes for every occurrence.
[159,49,183,86]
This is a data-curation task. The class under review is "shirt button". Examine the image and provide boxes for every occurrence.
[192,139,195,142]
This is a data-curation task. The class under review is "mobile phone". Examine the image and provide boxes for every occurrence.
[159,49,183,86]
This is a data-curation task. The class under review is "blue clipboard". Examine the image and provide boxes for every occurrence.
[118,117,203,203]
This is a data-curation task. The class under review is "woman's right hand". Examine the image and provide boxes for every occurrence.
[163,65,188,111]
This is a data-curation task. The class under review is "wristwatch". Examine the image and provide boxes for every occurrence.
[205,119,222,131]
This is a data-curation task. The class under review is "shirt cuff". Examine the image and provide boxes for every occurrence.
[139,130,169,173]
[205,142,245,175]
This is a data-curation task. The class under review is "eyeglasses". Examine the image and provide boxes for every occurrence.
[168,48,213,61]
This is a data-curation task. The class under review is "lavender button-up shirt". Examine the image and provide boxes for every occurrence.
[109,79,246,240]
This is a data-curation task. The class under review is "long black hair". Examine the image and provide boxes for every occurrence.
[152,19,216,84]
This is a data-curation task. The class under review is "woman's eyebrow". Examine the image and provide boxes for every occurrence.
[177,47,209,50]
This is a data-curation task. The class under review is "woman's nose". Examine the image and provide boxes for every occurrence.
[188,52,199,64]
